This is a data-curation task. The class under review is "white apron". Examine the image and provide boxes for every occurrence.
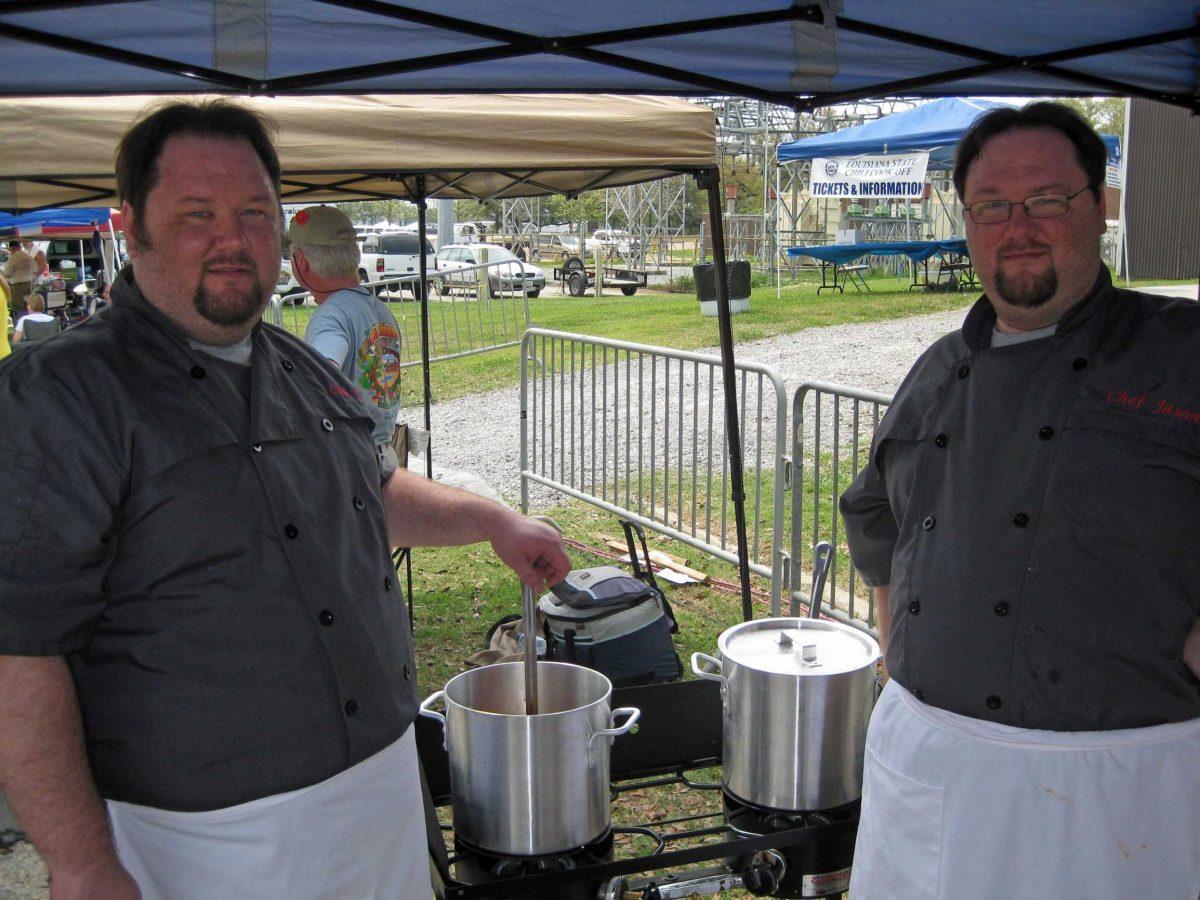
[851,680,1200,900]
[107,728,432,900]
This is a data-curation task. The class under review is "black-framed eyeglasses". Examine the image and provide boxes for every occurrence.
[965,186,1091,225]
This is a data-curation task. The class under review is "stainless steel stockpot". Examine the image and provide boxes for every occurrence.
[419,661,639,856]
[692,617,880,812]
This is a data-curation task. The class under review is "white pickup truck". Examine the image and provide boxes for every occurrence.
[359,231,437,294]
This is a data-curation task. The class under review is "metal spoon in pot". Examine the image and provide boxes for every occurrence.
[521,583,539,715]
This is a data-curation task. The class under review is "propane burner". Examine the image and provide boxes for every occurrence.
[722,791,859,899]
[451,830,613,899]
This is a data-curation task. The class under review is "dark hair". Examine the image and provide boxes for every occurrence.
[953,102,1107,201]
[7,240,19,250]
[116,99,281,244]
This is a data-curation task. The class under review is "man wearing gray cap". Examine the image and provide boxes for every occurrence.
[288,205,404,470]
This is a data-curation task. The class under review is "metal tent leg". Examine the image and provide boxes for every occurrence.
[699,168,754,623]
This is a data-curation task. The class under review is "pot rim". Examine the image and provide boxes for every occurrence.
[442,660,613,720]
[715,616,880,675]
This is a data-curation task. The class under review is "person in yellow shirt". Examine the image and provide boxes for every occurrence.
[0,273,12,361]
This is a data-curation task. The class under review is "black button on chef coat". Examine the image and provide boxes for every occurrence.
[0,270,419,811]
[841,269,1200,731]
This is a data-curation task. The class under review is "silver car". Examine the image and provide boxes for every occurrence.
[435,243,546,298]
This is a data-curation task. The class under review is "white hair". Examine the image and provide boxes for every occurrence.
[297,242,360,281]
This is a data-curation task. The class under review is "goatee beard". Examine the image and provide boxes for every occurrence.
[994,266,1057,309]
[193,258,270,327]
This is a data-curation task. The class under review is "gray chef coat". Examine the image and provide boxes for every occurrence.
[841,269,1200,730]
[0,270,419,811]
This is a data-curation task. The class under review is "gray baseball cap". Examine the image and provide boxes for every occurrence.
[286,206,357,248]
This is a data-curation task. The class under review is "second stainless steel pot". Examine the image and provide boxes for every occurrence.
[419,661,639,856]
[693,617,879,812]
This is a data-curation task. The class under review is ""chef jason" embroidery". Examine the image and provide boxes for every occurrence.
[1105,390,1200,426]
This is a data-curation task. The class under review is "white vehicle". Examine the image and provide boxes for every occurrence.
[275,258,309,305]
[592,228,640,255]
[539,230,639,260]
[360,231,438,294]
[435,243,546,298]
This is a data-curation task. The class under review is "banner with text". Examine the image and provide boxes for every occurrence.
[809,152,930,199]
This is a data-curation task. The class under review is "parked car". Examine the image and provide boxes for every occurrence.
[360,231,437,294]
[435,243,546,298]
[538,230,639,262]
[592,228,641,256]
[274,259,309,305]
[44,238,112,283]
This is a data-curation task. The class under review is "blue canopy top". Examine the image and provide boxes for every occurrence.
[0,3,1194,116]
[777,98,1121,169]
[0,208,113,234]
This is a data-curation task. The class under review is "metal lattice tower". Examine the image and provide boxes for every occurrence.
[696,97,922,275]
[500,196,542,253]
[603,176,688,269]
[502,96,923,275]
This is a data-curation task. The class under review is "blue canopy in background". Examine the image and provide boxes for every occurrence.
[777,98,1121,169]
[0,208,113,235]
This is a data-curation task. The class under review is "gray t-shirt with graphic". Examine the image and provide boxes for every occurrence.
[305,286,402,445]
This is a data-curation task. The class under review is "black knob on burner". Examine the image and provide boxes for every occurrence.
[742,861,780,895]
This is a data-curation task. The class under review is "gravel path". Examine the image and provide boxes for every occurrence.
[404,306,969,510]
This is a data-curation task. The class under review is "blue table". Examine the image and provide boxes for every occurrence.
[786,239,977,294]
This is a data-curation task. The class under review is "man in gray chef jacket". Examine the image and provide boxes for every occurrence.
[841,102,1200,899]
[0,99,570,898]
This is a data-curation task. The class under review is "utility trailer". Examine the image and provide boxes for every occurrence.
[552,255,648,297]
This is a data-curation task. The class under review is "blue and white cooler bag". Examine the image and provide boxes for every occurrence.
[539,555,682,687]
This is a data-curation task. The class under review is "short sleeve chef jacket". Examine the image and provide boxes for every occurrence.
[0,271,419,811]
[840,269,1200,731]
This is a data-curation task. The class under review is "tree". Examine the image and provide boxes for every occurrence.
[542,193,605,230]
[1056,97,1126,138]
[455,199,498,225]
[334,200,416,226]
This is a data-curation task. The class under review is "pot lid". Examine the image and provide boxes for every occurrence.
[718,617,880,676]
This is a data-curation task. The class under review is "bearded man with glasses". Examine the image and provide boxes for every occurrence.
[841,102,1200,898]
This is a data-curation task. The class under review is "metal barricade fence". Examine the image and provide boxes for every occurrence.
[265,261,532,370]
[789,381,891,636]
[411,259,533,369]
[520,328,790,613]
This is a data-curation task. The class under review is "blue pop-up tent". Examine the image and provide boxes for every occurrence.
[0,207,114,236]
[0,0,1193,627]
[0,3,1195,113]
[777,98,1121,169]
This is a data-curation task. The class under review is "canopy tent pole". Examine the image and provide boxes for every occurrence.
[106,218,119,287]
[1118,97,1132,288]
[415,182,434,480]
[775,164,782,301]
[698,167,754,622]
[931,182,957,232]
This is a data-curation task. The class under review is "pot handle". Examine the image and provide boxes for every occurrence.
[690,652,726,685]
[418,690,447,750]
[589,706,641,749]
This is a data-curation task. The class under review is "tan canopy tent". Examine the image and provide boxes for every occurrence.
[0,93,715,211]
[0,90,756,618]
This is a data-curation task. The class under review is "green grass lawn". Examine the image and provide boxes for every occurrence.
[407,498,760,696]
[408,448,876,697]
[269,270,931,693]
[274,273,976,406]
